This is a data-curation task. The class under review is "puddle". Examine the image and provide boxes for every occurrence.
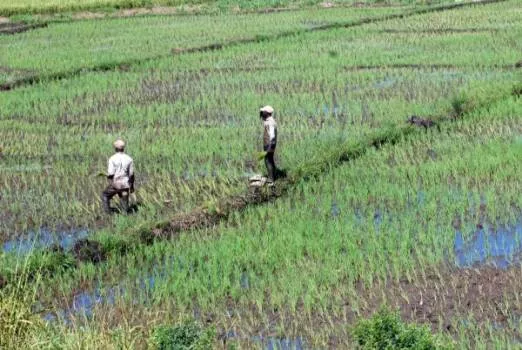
[454,219,522,268]
[43,257,172,322]
[331,201,340,218]
[223,331,306,350]
[373,77,396,89]
[240,271,250,289]
[252,335,306,350]
[3,228,89,255]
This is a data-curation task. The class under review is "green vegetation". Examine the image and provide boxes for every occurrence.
[0,0,446,17]
[353,307,448,349]
[149,320,216,350]
[0,6,407,85]
[1,0,521,348]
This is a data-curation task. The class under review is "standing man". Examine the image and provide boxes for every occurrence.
[102,139,134,214]
[260,105,278,182]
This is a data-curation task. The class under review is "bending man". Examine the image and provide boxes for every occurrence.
[102,139,134,214]
[260,105,278,181]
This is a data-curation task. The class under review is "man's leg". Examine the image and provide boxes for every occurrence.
[265,151,276,181]
[118,190,130,213]
[102,185,118,213]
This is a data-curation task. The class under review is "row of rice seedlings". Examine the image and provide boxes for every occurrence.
[0,5,518,238]
[0,6,406,84]
[0,0,429,18]
[367,0,521,32]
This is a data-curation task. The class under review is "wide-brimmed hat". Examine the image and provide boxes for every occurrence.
[113,139,125,149]
[260,105,274,114]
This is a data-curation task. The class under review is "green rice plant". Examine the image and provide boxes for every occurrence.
[2,1,522,348]
[0,272,43,349]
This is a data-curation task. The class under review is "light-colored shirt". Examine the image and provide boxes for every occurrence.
[107,152,134,189]
[263,116,277,152]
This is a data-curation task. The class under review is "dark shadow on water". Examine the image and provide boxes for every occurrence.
[454,219,522,268]
[3,228,89,255]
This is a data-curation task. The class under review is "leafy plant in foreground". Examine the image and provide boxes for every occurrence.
[352,307,451,350]
[149,320,216,350]
[0,278,43,348]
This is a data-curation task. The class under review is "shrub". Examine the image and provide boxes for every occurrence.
[352,307,450,350]
[149,320,215,350]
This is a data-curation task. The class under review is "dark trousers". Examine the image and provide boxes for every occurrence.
[265,151,276,181]
[102,184,129,213]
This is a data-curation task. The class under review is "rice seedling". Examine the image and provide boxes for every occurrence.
[0,0,450,17]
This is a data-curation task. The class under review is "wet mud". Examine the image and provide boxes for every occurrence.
[363,266,522,331]
[0,22,47,35]
[72,239,106,263]
[220,266,522,347]
[150,185,285,240]
[407,115,439,130]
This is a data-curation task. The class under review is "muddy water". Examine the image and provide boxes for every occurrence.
[44,258,169,321]
[3,228,89,255]
[252,335,306,350]
[454,219,522,268]
[222,330,306,349]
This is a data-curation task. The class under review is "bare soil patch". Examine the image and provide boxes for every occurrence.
[356,265,522,331]
[72,6,182,20]
[407,115,439,130]
[148,185,286,241]
[350,1,409,7]
[0,22,47,35]
[72,239,106,264]
[215,265,522,348]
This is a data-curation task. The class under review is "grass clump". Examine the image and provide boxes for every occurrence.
[0,279,43,349]
[353,307,450,350]
[149,320,216,350]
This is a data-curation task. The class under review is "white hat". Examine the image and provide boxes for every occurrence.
[113,139,125,149]
[260,105,274,114]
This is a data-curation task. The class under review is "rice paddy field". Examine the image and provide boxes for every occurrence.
[0,0,521,348]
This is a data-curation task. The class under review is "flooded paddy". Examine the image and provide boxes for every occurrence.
[455,219,522,268]
[3,227,89,255]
